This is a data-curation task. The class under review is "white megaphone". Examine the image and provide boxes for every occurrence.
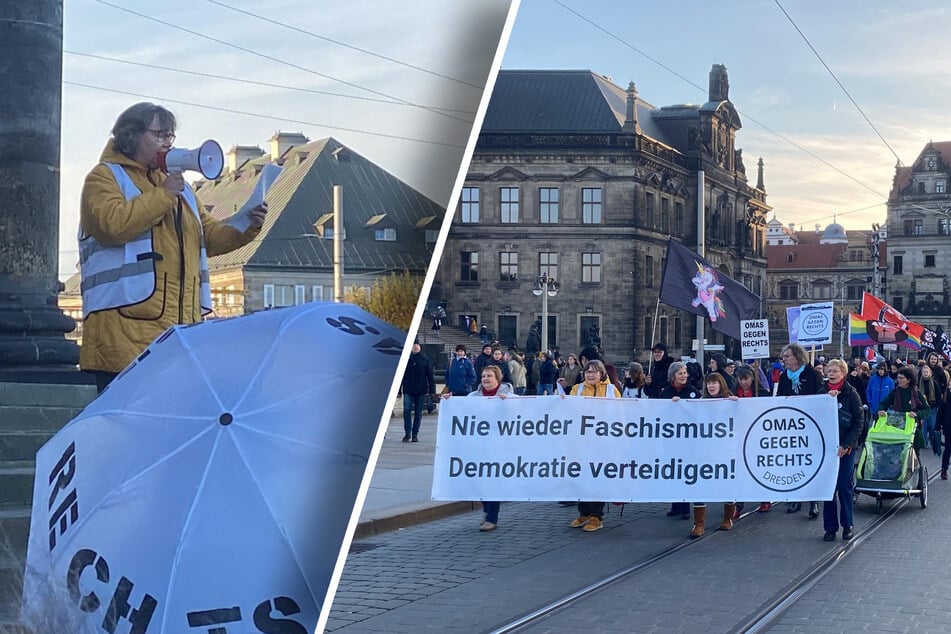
[157,139,224,179]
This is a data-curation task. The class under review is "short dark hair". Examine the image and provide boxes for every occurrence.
[455,344,467,353]
[111,102,176,158]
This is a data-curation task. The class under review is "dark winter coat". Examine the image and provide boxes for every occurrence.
[866,373,894,410]
[402,351,435,396]
[820,380,864,450]
[647,354,673,398]
[777,364,823,396]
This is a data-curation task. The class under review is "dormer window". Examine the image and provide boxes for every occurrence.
[313,212,346,239]
[927,157,937,171]
[365,213,396,241]
[786,252,795,263]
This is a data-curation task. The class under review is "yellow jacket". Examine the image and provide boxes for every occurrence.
[79,140,259,373]
[570,378,617,398]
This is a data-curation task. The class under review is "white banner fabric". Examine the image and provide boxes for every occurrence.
[433,394,840,503]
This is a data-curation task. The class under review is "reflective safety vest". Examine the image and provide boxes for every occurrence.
[79,163,212,317]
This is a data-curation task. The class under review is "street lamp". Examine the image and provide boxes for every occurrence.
[532,274,558,354]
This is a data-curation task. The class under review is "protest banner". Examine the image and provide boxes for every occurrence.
[433,394,838,503]
[796,302,833,346]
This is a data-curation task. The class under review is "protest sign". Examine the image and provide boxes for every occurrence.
[796,302,834,346]
[741,319,769,358]
[433,394,838,503]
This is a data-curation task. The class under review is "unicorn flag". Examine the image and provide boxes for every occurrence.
[659,238,761,340]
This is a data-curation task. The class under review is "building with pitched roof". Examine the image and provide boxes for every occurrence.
[885,141,951,334]
[197,133,441,316]
[764,218,887,357]
[431,65,770,362]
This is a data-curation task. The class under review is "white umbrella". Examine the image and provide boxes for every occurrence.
[21,302,403,633]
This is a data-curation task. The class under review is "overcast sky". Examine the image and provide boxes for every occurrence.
[503,0,951,233]
[58,0,512,279]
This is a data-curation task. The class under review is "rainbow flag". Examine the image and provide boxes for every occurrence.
[848,312,922,350]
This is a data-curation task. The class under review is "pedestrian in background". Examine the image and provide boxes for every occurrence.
[508,352,527,395]
[735,365,771,515]
[645,343,673,397]
[400,342,436,443]
[621,362,648,398]
[446,344,476,397]
[820,360,864,542]
[919,364,941,454]
[559,353,582,388]
[537,351,557,395]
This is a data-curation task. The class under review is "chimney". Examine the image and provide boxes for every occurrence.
[269,131,310,162]
[622,81,641,134]
[756,157,765,191]
[225,145,265,174]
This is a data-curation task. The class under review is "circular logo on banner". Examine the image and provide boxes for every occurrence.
[743,406,826,492]
[802,311,829,336]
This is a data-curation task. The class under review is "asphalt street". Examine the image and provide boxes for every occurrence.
[331,446,949,633]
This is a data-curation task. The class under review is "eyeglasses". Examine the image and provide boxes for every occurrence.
[584,369,600,374]
[146,129,176,143]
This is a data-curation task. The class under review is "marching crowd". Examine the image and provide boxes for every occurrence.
[404,338,951,539]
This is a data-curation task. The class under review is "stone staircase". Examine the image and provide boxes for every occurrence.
[0,382,96,631]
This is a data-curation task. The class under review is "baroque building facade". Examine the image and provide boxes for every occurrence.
[886,141,951,334]
[764,218,887,359]
[431,65,770,362]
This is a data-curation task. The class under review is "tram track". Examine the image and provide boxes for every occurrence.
[488,467,939,634]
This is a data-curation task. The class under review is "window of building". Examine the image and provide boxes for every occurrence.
[812,282,832,299]
[915,219,923,236]
[892,296,903,312]
[674,316,683,347]
[582,253,601,283]
[264,284,293,307]
[674,201,683,234]
[927,157,937,171]
[645,192,655,227]
[846,282,865,302]
[425,229,439,244]
[893,255,903,275]
[499,252,518,281]
[312,285,324,302]
[660,198,670,232]
[643,315,651,349]
[582,187,602,224]
[539,252,558,280]
[786,253,795,263]
[374,227,396,241]
[500,187,519,223]
[460,187,479,223]
[645,255,654,288]
[779,281,798,300]
[658,316,668,345]
[539,187,559,224]
[461,251,479,281]
[925,254,936,268]
[323,227,346,240]
[940,218,950,235]
[580,315,600,348]
[918,182,926,194]
[294,285,306,305]
[937,180,946,193]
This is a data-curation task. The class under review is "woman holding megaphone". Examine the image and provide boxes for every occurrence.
[78,102,267,392]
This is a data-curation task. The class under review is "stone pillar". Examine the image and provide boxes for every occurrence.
[0,1,80,379]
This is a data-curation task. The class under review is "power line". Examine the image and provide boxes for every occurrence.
[91,0,472,125]
[795,202,885,226]
[201,0,484,90]
[773,0,903,166]
[65,50,476,117]
[550,0,888,201]
[64,81,466,148]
